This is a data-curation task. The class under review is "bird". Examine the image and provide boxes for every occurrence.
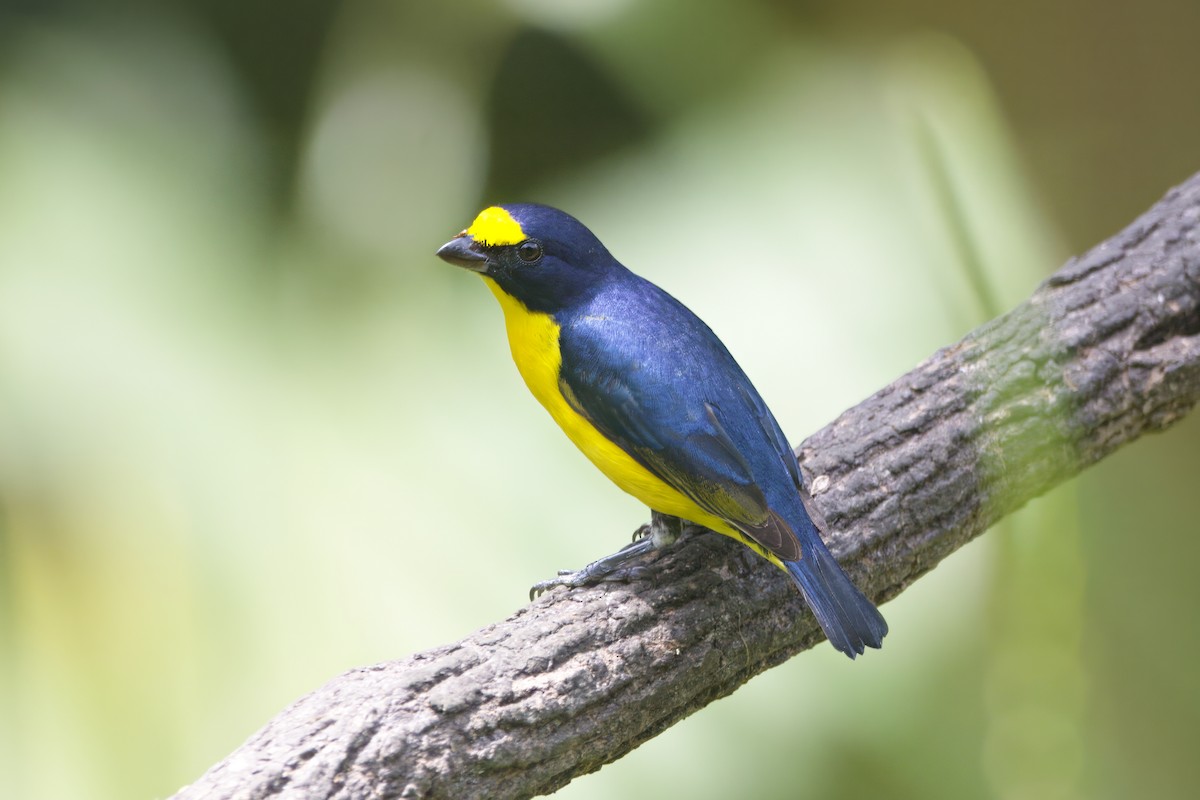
[436,204,887,658]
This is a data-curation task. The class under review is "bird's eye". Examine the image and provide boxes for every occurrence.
[516,239,544,263]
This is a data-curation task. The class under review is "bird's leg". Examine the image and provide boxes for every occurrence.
[631,509,686,545]
[529,511,688,599]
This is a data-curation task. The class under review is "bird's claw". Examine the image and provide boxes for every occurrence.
[529,564,653,600]
[528,535,659,601]
[528,569,591,599]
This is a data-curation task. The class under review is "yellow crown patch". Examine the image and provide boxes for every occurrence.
[466,206,526,246]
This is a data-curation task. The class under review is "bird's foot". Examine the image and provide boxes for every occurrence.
[529,537,656,599]
[531,512,694,600]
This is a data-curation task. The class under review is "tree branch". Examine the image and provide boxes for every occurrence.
[172,174,1200,800]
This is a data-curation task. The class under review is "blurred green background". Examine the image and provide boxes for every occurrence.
[1,1,1198,798]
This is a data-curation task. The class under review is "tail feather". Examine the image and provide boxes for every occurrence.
[785,536,888,658]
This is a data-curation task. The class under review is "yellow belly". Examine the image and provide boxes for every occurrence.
[481,278,727,528]
[481,277,785,568]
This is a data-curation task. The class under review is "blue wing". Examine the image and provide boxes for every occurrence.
[557,277,806,561]
[557,273,888,657]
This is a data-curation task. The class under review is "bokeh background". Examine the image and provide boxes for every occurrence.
[1,1,1198,798]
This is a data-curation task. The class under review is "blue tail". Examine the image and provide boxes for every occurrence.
[784,531,888,658]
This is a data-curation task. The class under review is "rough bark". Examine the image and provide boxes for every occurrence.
[172,173,1200,800]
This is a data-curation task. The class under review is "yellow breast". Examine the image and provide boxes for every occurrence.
[481,277,737,533]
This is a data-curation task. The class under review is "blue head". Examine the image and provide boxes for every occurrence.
[436,204,622,313]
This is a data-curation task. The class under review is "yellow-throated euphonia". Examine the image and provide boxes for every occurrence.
[437,204,887,657]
